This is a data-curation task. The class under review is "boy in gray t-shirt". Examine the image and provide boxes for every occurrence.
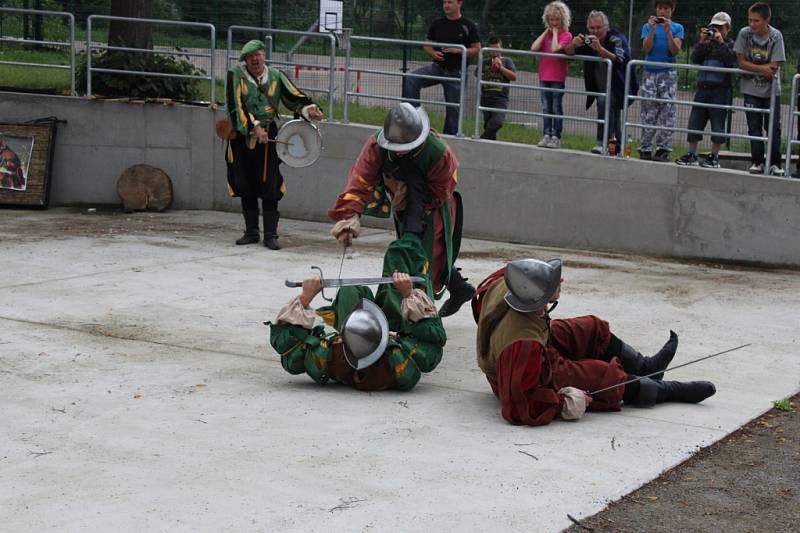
[733,2,785,175]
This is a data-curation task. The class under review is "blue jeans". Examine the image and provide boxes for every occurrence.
[541,81,565,138]
[402,62,461,135]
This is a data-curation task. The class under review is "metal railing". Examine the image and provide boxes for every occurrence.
[86,15,215,102]
[621,59,779,175]
[0,7,75,96]
[226,26,335,119]
[473,48,613,152]
[343,35,468,136]
[785,74,800,175]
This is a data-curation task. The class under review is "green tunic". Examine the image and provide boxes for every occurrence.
[225,65,313,199]
[269,235,447,391]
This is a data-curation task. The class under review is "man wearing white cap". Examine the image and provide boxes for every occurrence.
[328,103,475,318]
[675,12,736,169]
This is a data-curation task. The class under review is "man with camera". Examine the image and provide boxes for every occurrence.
[564,11,638,154]
[675,12,736,169]
[478,36,517,140]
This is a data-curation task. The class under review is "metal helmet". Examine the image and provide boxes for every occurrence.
[503,258,562,313]
[341,299,389,370]
[376,103,430,151]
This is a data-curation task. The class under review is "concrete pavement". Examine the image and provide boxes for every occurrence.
[1,208,798,532]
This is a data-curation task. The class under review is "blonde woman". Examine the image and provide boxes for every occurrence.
[531,1,572,148]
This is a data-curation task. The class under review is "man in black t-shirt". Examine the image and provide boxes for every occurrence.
[402,0,480,135]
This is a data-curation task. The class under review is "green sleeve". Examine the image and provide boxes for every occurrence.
[394,316,447,377]
[269,322,334,385]
[277,70,314,113]
[385,343,422,391]
[226,68,251,136]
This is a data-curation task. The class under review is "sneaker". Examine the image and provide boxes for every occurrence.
[748,163,764,174]
[768,165,785,177]
[590,145,604,155]
[653,149,671,162]
[547,136,561,148]
[675,153,699,166]
[537,135,551,147]
[638,150,652,160]
[699,153,721,169]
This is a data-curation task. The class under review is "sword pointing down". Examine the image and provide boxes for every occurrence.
[285,275,426,288]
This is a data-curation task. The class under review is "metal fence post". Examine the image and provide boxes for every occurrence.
[765,77,777,175]
[68,13,75,95]
[473,47,484,139]
[327,32,335,120]
[458,49,467,136]
[785,74,799,176]
[620,60,634,157]
[86,15,93,96]
[343,37,352,124]
[602,58,612,155]
[210,25,216,103]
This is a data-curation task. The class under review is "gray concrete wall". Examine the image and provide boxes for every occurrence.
[3,92,800,266]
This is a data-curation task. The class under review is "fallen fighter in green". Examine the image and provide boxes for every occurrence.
[269,235,446,390]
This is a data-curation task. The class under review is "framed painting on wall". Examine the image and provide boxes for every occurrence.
[0,121,58,208]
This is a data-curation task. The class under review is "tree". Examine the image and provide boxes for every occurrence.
[109,0,153,49]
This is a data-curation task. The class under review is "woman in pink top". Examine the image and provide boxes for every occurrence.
[531,1,572,148]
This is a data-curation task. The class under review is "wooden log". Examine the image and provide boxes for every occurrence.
[116,164,173,212]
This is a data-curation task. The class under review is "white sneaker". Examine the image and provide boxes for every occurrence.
[537,135,551,147]
[547,137,561,149]
[748,163,764,174]
[591,145,604,154]
[769,165,785,177]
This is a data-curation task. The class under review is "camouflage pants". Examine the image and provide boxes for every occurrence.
[639,70,677,152]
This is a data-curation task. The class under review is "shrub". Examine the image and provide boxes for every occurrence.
[76,50,206,100]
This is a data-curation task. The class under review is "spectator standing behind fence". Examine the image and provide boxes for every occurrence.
[403,0,480,135]
[734,3,785,176]
[564,11,638,155]
[478,37,517,140]
[675,12,736,169]
[639,0,683,162]
[530,1,573,149]
[794,54,800,179]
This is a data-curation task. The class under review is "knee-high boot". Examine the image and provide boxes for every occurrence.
[624,376,716,406]
[437,268,476,318]
[610,330,678,380]
[236,210,260,245]
[263,210,281,250]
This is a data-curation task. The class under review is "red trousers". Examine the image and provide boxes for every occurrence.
[492,315,628,426]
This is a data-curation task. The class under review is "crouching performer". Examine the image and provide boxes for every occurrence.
[328,103,475,318]
[472,258,716,425]
[269,235,446,391]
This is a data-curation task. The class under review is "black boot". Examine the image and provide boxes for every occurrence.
[438,268,476,318]
[262,210,281,250]
[628,377,716,407]
[617,330,678,380]
[235,210,260,245]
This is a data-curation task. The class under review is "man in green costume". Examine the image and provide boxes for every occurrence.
[269,234,446,391]
[226,39,323,249]
[327,103,475,317]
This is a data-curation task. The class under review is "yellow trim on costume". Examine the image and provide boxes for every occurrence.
[226,182,235,197]
[452,169,458,182]
[280,182,286,194]
[342,193,365,204]
[235,81,248,127]
[316,309,336,326]
[356,175,370,188]
[268,80,277,97]
[381,205,390,214]
[420,261,429,275]
[367,202,377,209]
[282,73,303,97]
[394,357,409,376]
[226,143,234,163]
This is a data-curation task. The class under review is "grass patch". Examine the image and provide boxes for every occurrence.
[774,398,794,411]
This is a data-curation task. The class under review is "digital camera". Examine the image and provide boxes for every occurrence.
[654,17,666,24]
[702,25,719,37]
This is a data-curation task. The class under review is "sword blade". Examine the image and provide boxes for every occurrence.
[589,343,751,396]
[285,276,426,288]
